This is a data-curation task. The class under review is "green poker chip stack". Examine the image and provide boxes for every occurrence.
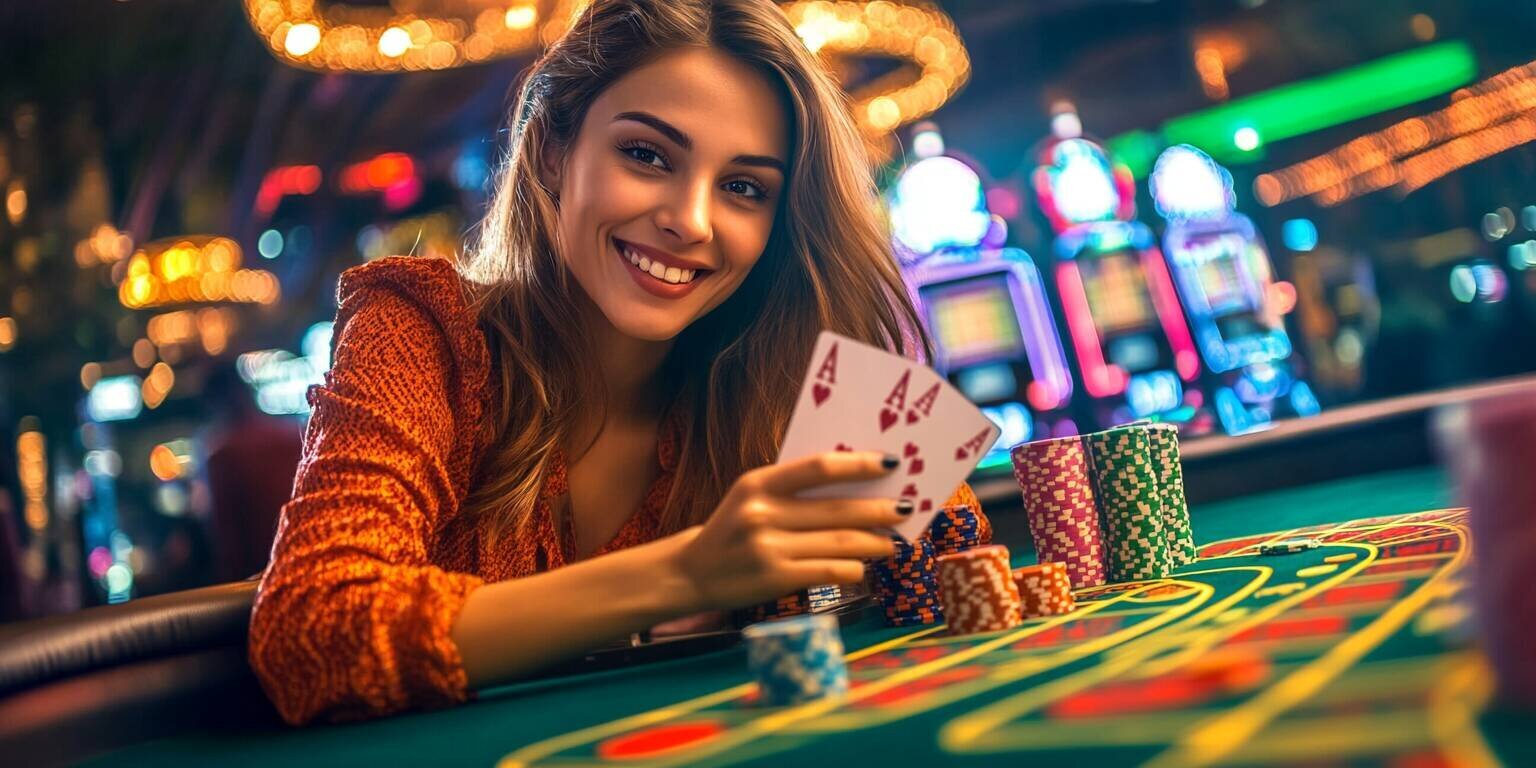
[1147,423,1198,566]
[1084,425,1172,582]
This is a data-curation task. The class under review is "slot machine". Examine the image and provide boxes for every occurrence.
[1030,135,1210,432]
[1149,145,1320,434]
[888,138,1075,472]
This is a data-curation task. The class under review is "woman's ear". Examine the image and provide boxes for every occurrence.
[539,144,566,199]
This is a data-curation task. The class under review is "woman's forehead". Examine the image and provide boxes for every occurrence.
[592,48,789,162]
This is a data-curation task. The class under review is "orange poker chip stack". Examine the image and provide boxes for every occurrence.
[936,545,1023,636]
[1011,562,1076,618]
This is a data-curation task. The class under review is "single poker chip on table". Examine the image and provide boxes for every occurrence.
[1259,538,1322,555]
[743,613,849,706]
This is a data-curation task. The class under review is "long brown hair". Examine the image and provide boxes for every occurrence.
[458,0,930,538]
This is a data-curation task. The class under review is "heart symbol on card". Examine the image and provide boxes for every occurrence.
[919,498,933,513]
[903,442,919,457]
[834,443,853,452]
[907,458,925,476]
[812,383,831,406]
[879,408,899,432]
[900,483,918,498]
[906,410,921,424]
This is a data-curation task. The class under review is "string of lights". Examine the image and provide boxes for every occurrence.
[1256,57,1536,207]
[242,0,969,140]
[116,236,281,310]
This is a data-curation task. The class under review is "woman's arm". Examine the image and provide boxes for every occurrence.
[250,265,490,726]
[452,452,907,689]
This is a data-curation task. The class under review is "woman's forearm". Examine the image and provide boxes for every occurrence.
[450,530,704,689]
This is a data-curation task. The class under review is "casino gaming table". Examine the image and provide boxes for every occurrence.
[81,464,1536,767]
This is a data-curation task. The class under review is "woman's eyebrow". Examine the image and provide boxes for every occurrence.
[613,110,785,175]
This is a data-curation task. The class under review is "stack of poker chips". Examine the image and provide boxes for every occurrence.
[1010,436,1108,588]
[1011,562,1076,618]
[1010,421,1195,587]
[929,504,986,556]
[741,590,810,624]
[1085,425,1173,582]
[936,545,1022,636]
[1147,423,1198,567]
[869,536,942,626]
[743,613,849,706]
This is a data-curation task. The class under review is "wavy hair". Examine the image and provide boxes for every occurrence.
[458,0,929,538]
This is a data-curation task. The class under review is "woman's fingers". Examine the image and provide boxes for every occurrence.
[777,529,896,561]
[770,497,906,531]
[780,559,868,588]
[759,451,894,497]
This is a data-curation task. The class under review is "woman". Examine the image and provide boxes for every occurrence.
[250,0,988,726]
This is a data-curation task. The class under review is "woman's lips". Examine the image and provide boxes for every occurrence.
[615,238,707,300]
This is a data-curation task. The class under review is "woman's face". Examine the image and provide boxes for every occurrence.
[549,47,790,342]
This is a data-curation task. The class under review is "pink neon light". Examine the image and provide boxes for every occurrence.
[1057,262,1127,398]
[1140,246,1201,382]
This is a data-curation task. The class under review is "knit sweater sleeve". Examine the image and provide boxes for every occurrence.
[248,257,490,725]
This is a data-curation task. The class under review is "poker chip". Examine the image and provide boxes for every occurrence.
[1259,538,1321,555]
[1085,425,1172,583]
[1011,562,1076,619]
[936,545,1022,636]
[1147,424,1198,567]
[870,536,944,627]
[1010,436,1108,589]
[740,590,811,624]
[742,613,849,706]
[928,505,985,557]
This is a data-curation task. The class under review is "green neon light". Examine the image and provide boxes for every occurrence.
[1111,40,1478,173]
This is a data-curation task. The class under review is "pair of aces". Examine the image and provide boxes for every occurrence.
[778,330,1000,542]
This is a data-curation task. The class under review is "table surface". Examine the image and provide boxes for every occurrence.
[93,466,1536,767]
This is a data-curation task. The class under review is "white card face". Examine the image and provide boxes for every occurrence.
[777,330,1000,541]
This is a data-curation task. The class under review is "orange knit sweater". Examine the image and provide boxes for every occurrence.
[248,255,988,725]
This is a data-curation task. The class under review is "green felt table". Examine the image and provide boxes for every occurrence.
[93,466,1536,767]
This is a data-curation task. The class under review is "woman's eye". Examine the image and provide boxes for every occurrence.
[622,145,668,169]
[725,179,767,200]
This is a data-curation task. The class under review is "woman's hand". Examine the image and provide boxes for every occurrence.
[669,451,907,612]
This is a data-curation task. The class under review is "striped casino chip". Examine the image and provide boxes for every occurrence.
[1010,436,1108,588]
[936,545,1022,636]
[743,613,849,706]
[1011,561,1076,618]
[1084,425,1172,583]
[1147,423,1198,567]
[870,536,944,627]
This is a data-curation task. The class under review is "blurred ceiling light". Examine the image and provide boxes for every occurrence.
[0,316,16,352]
[5,181,25,224]
[243,1,968,145]
[284,22,322,56]
[1410,14,1436,42]
[1195,47,1230,101]
[1258,53,1536,206]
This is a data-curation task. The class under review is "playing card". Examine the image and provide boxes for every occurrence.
[778,330,1001,542]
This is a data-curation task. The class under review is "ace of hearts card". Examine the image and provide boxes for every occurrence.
[777,330,1000,541]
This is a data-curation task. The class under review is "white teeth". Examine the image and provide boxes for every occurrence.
[620,241,700,285]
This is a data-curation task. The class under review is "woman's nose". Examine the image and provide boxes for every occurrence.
[655,177,714,246]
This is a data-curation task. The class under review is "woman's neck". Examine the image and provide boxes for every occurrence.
[571,294,674,443]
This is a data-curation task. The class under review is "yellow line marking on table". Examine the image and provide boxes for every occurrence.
[1143,522,1469,768]
[1295,563,1339,578]
[1254,582,1306,598]
[1324,553,1359,564]
[500,587,1150,768]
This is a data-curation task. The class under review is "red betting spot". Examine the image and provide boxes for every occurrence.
[596,721,727,761]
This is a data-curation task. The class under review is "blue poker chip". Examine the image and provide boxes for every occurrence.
[743,614,848,706]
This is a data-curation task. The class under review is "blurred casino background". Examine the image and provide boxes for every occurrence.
[2,0,1535,618]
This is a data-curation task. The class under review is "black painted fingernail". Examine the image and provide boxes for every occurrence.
[882,454,900,470]
[896,499,914,515]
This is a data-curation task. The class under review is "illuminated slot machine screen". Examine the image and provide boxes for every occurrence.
[1077,249,1164,373]
[1185,233,1269,342]
[920,272,1029,401]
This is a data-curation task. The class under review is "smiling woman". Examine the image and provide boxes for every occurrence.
[247,0,989,727]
